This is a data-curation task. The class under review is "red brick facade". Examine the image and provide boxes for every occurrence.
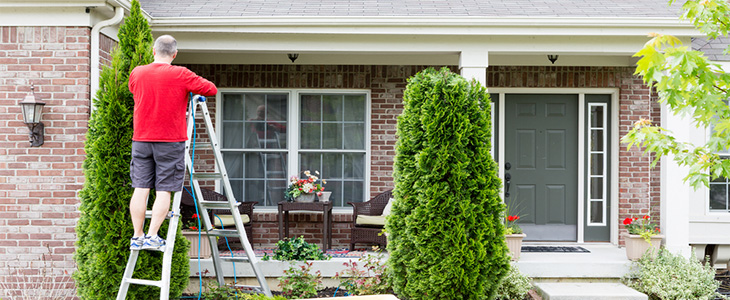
[0,26,91,294]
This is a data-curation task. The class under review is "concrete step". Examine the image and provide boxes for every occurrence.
[534,282,647,300]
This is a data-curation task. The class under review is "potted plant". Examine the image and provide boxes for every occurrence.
[504,215,526,261]
[285,170,326,203]
[623,215,663,261]
[182,213,212,258]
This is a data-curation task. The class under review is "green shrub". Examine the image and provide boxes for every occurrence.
[386,67,509,300]
[622,248,721,300]
[334,250,391,295]
[73,1,189,298]
[278,262,323,299]
[262,237,330,261]
[495,264,532,300]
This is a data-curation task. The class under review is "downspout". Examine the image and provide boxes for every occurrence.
[90,6,124,109]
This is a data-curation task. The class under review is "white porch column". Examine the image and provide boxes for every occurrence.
[459,50,488,86]
[660,104,694,256]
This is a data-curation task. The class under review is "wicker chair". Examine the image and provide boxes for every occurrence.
[347,189,392,250]
[181,187,257,246]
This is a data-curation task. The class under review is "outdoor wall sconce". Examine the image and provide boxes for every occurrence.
[19,83,46,147]
[287,53,299,63]
[547,54,559,64]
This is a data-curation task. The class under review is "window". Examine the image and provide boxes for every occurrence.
[220,91,369,208]
[587,101,609,226]
[709,102,730,212]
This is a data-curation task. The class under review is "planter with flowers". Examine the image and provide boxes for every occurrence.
[505,215,526,261]
[623,215,663,261]
[182,213,211,258]
[285,170,326,203]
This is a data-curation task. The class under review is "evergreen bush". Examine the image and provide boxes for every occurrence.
[386,67,509,300]
[73,1,189,298]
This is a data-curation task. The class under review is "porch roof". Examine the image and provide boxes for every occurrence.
[140,0,683,18]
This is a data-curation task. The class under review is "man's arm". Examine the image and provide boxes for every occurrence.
[183,69,217,96]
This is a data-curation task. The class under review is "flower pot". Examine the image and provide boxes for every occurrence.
[296,193,316,202]
[625,234,663,261]
[319,191,332,202]
[505,233,526,261]
[182,230,212,259]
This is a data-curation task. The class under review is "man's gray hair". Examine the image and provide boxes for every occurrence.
[154,35,177,57]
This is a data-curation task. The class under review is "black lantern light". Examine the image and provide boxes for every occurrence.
[547,54,559,64]
[19,83,45,147]
[287,53,299,63]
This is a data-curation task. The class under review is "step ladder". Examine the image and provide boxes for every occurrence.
[116,95,271,299]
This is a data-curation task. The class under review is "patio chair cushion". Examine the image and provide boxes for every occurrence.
[213,214,251,228]
[381,198,394,216]
[356,215,386,226]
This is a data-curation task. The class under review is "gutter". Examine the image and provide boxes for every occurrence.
[89,5,124,109]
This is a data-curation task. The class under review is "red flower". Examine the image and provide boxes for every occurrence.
[507,215,520,222]
[192,214,199,219]
[623,217,633,225]
[190,226,198,231]
[643,215,650,220]
[655,227,660,232]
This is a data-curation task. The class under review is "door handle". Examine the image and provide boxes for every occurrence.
[504,173,511,198]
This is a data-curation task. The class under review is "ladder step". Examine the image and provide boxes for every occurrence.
[221,256,251,263]
[192,142,215,150]
[206,229,240,238]
[199,200,241,209]
[191,172,224,179]
[125,278,163,288]
[144,210,175,219]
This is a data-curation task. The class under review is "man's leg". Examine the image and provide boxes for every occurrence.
[147,190,171,237]
[130,188,151,237]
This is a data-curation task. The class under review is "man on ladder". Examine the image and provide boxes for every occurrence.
[127,34,217,251]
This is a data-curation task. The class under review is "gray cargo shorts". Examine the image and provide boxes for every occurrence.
[130,141,185,192]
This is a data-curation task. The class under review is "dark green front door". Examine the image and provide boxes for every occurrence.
[505,94,578,241]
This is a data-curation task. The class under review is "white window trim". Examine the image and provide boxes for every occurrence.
[587,102,608,226]
[215,88,371,212]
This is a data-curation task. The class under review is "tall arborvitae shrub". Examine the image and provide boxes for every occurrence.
[74,1,189,299]
[386,68,509,300]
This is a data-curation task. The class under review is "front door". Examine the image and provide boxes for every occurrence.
[504,94,578,241]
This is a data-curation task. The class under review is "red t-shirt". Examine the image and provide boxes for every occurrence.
[128,63,217,142]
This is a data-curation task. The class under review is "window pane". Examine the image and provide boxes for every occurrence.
[322,153,342,178]
[590,105,604,128]
[223,94,243,120]
[344,153,365,179]
[299,153,322,175]
[301,95,321,121]
[322,123,342,149]
[343,181,364,207]
[344,124,365,150]
[590,177,603,200]
[322,95,343,122]
[344,95,366,121]
[245,180,265,204]
[226,180,243,203]
[264,152,287,179]
[590,154,603,176]
[300,123,321,149]
[222,122,244,149]
[224,152,243,178]
[710,183,728,210]
[590,201,603,223]
[590,130,604,151]
[244,153,264,178]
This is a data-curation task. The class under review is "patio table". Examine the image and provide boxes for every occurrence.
[277,201,332,250]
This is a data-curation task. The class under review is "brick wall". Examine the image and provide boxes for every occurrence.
[0,26,90,296]
[486,66,654,245]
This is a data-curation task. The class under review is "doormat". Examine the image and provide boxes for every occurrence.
[521,246,590,253]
